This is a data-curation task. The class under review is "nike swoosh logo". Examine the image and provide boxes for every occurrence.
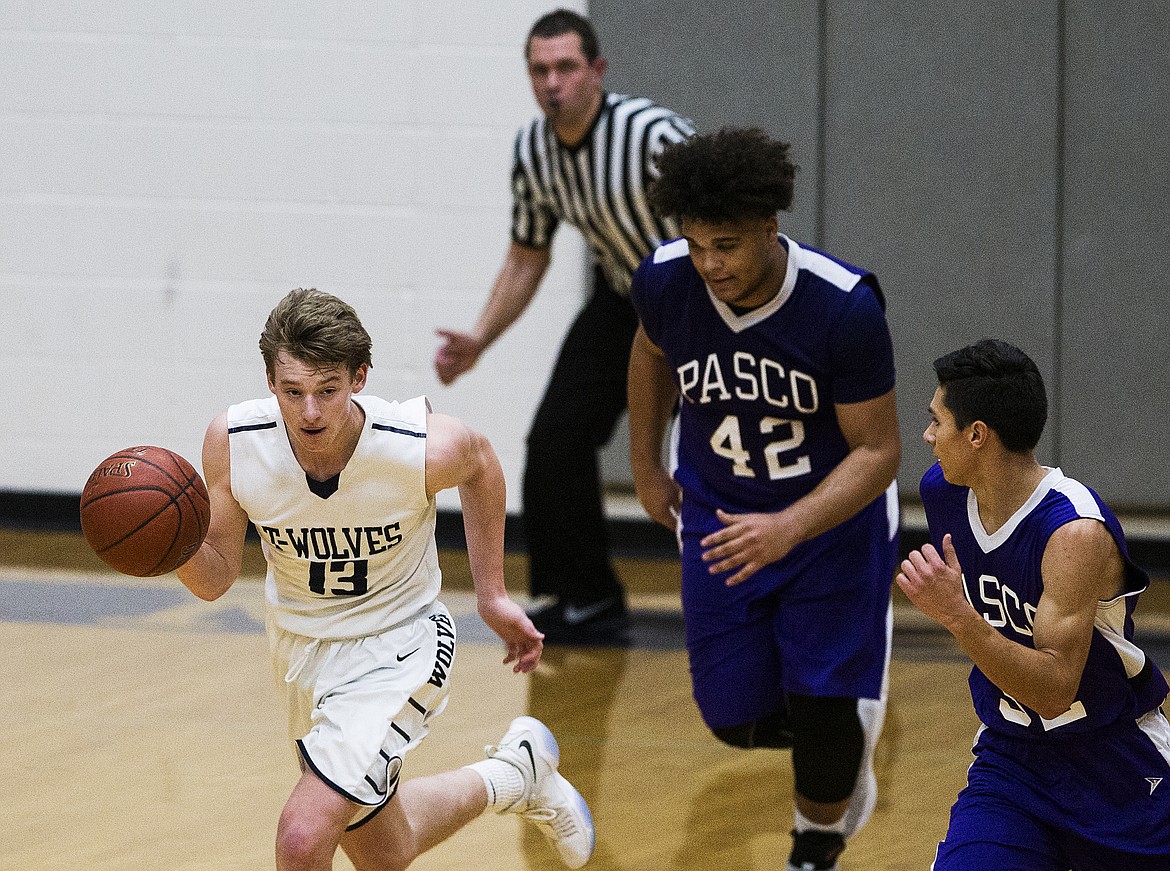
[518,739,538,779]
[396,648,420,661]
[563,599,615,625]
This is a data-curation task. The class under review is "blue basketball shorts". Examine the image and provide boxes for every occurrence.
[932,708,1170,870]
[679,494,896,730]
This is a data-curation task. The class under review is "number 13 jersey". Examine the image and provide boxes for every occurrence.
[631,234,895,513]
[227,394,440,640]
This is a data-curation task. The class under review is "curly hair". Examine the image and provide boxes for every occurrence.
[648,127,797,225]
[933,339,1047,453]
[259,288,373,380]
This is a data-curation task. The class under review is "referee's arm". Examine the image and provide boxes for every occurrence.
[434,241,550,385]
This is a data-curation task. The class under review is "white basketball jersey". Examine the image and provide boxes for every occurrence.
[226,394,440,639]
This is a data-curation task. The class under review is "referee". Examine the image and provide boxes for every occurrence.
[434,9,694,643]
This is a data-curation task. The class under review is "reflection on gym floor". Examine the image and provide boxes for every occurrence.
[3,534,1167,870]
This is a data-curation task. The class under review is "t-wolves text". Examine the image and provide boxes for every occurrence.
[258,524,403,560]
[428,611,456,688]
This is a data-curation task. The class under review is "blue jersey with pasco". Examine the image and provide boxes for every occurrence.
[631,234,895,513]
[920,462,1168,737]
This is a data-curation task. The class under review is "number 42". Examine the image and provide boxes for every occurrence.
[710,414,811,480]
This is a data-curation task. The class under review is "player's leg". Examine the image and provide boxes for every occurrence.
[1045,707,1170,870]
[775,498,895,870]
[784,693,879,871]
[523,270,637,635]
[709,708,793,749]
[275,768,486,871]
[786,690,887,832]
[336,716,595,871]
[270,604,466,869]
[931,778,1068,871]
[289,756,588,871]
[275,605,593,869]
[678,506,788,741]
[682,521,822,869]
[337,768,490,871]
[472,715,595,868]
[275,769,364,870]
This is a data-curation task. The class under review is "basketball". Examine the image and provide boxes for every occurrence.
[80,445,211,577]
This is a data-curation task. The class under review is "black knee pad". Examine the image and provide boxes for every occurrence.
[710,710,793,750]
[711,722,754,749]
[788,694,864,804]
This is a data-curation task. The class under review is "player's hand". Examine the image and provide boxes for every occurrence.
[701,508,798,586]
[434,329,484,385]
[896,534,972,630]
[477,593,544,674]
[634,467,681,531]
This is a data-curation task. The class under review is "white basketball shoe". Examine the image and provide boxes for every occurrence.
[485,716,596,868]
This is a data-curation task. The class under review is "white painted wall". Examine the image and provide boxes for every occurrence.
[0,1,588,512]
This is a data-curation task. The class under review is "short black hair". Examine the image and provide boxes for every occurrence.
[933,339,1047,453]
[526,9,600,62]
[648,127,797,225]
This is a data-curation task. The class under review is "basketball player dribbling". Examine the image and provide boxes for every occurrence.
[175,288,594,871]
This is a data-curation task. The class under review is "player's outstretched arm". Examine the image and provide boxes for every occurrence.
[425,412,543,673]
[175,414,249,601]
[433,242,551,385]
[628,326,681,530]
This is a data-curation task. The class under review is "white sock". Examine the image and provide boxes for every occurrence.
[793,806,847,837]
[465,759,526,813]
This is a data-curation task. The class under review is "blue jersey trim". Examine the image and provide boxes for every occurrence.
[372,424,425,438]
[227,421,277,434]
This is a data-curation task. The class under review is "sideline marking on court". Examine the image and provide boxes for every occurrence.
[0,569,488,637]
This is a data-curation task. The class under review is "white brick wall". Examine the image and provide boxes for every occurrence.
[0,1,589,512]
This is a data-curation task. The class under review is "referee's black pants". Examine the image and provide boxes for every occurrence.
[522,270,637,604]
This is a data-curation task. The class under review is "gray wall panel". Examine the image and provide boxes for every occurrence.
[592,0,821,485]
[590,0,821,244]
[1060,1,1170,505]
[822,1,1062,486]
[589,1,1168,508]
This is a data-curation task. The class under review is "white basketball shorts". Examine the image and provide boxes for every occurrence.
[268,599,457,826]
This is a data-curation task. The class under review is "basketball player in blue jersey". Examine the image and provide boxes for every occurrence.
[627,128,901,871]
[897,339,1170,870]
[175,289,594,871]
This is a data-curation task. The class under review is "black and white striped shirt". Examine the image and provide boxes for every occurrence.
[511,91,695,296]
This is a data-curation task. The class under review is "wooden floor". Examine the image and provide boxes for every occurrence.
[3,529,1168,871]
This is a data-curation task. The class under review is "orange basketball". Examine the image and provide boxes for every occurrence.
[80,446,210,577]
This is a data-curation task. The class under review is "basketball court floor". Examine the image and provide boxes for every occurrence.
[3,529,1168,870]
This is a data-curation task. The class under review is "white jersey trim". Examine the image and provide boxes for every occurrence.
[1051,473,1107,522]
[1096,595,1150,680]
[707,234,800,334]
[654,237,689,263]
[798,241,864,292]
[649,233,868,335]
[968,466,1067,552]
